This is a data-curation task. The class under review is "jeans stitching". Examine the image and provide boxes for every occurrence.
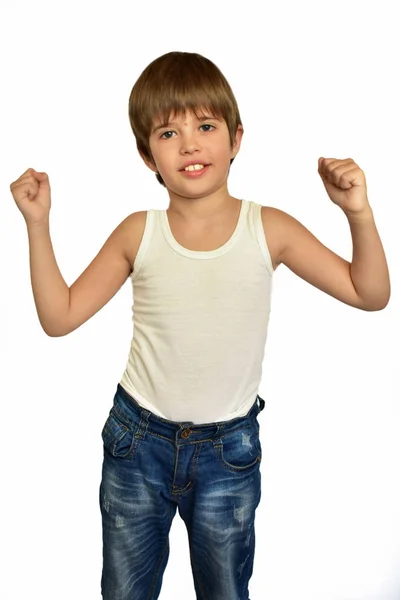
[148,505,175,600]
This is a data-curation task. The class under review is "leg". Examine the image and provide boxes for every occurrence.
[178,417,262,600]
[99,409,177,600]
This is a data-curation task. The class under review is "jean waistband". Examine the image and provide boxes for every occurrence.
[112,383,265,443]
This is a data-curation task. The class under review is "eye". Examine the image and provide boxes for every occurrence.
[200,124,215,132]
[160,130,175,140]
[159,124,215,139]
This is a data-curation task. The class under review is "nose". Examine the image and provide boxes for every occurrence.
[180,129,201,154]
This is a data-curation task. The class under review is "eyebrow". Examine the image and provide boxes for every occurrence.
[151,115,220,135]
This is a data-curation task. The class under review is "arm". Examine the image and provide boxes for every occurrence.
[269,207,390,312]
[270,157,390,312]
[26,219,70,335]
[26,213,139,337]
[347,207,391,310]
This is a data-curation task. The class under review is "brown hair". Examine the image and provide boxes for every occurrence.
[128,51,243,186]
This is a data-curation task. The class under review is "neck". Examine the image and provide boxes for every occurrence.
[167,188,240,223]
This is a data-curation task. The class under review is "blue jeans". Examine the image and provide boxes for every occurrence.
[99,383,265,600]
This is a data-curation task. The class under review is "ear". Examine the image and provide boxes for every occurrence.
[231,124,244,159]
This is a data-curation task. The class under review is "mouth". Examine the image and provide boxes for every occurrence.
[179,164,211,177]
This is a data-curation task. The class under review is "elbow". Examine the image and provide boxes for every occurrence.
[375,298,390,311]
[44,328,65,338]
[42,322,70,337]
[47,330,67,338]
[38,309,72,337]
[372,293,391,311]
[359,297,390,311]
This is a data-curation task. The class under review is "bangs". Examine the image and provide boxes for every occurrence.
[128,51,242,186]
[152,103,223,134]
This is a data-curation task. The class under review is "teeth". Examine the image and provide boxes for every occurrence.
[184,164,205,171]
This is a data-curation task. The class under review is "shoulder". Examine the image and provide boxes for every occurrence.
[123,210,148,230]
[260,205,291,270]
[120,210,148,268]
[260,204,291,226]
[261,205,321,270]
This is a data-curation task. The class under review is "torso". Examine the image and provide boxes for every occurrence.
[125,202,282,272]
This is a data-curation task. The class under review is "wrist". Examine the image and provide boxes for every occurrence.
[26,218,50,230]
[344,205,374,223]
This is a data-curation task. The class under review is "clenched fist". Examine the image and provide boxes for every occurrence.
[10,168,51,225]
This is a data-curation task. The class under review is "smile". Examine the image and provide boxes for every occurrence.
[180,165,210,178]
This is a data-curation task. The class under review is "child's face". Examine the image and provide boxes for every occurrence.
[144,109,243,196]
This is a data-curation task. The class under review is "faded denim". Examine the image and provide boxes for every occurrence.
[100,383,265,600]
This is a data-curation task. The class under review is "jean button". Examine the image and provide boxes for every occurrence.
[181,428,192,439]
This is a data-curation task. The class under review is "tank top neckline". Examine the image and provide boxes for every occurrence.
[160,199,248,259]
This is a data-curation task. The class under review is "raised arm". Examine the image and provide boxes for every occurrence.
[25,219,70,335]
[25,216,136,337]
[11,168,141,337]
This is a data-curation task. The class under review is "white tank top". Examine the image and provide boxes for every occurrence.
[119,199,274,424]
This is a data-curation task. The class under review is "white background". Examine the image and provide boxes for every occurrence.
[1,1,399,599]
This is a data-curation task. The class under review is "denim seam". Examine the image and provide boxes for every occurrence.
[148,508,174,600]
[213,446,262,472]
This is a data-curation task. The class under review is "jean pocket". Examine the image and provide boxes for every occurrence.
[101,409,136,459]
[214,424,262,472]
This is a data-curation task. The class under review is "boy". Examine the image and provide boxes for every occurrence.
[10,51,390,600]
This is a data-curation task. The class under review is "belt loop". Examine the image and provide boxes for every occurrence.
[214,423,224,445]
[257,395,266,412]
[135,409,150,439]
